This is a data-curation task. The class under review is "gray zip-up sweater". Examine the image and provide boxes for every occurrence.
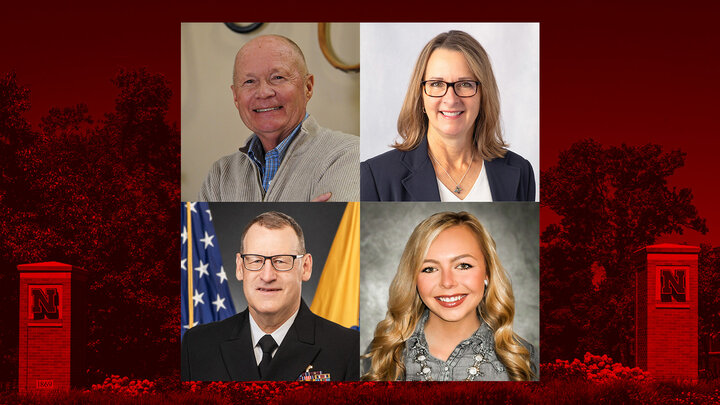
[198,116,359,201]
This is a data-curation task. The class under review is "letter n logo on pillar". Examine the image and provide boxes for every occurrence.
[656,266,690,306]
[28,285,62,325]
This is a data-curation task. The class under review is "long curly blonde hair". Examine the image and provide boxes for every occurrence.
[362,211,533,381]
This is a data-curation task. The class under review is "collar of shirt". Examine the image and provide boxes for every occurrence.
[248,308,300,366]
[410,309,490,344]
[403,309,504,381]
[247,113,309,191]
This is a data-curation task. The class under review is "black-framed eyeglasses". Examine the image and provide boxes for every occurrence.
[421,80,480,97]
[240,254,305,271]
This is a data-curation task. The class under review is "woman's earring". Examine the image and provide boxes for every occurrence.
[422,107,426,114]
[484,279,488,287]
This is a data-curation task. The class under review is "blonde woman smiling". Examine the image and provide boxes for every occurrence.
[363,211,537,381]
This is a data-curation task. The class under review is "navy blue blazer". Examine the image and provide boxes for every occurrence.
[181,300,359,381]
[360,137,535,201]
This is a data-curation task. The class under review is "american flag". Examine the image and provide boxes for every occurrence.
[181,202,235,339]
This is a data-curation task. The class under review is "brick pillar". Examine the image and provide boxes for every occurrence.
[635,244,699,380]
[18,262,88,391]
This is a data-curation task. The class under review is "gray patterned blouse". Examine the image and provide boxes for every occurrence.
[403,310,538,381]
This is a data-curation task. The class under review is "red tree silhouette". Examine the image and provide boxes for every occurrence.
[541,139,708,365]
[0,69,179,382]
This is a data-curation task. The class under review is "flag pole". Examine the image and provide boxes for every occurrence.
[186,202,194,328]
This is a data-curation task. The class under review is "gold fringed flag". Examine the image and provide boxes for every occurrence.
[310,202,360,330]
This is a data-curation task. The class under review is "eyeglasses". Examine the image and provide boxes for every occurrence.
[240,254,305,271]
[421,80,480,97]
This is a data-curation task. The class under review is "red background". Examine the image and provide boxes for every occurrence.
[2,0,719,384]
[4,2,719,245]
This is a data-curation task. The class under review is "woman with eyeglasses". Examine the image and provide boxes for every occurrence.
[360,30,535,201]
[362,211,538,381]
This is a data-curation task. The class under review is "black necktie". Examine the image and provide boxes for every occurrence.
[258,334,277,379]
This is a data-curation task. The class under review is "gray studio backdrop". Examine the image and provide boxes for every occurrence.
[208,202,346,312]
[360,202,539,354]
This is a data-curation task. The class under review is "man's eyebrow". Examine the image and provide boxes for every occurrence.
[270,68,297,76]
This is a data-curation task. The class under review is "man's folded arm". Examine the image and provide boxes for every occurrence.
[312,140,359,201]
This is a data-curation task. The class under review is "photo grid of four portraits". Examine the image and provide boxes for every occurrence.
[180,23,539,382]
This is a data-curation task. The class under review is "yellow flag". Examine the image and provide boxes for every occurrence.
[310,202,360,330]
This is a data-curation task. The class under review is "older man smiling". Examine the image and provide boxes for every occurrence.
[199,35,359,202]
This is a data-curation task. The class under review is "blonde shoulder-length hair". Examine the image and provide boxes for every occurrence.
[394,30,507,160]
[362,211,533,381]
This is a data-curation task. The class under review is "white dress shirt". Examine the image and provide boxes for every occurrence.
[248,308,299,365]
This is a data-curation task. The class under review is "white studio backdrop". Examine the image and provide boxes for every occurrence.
[360,23,539,201]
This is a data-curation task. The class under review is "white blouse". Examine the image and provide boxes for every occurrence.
[436,162,493,202]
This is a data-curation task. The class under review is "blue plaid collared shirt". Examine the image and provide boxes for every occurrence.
[247,115,307,192]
